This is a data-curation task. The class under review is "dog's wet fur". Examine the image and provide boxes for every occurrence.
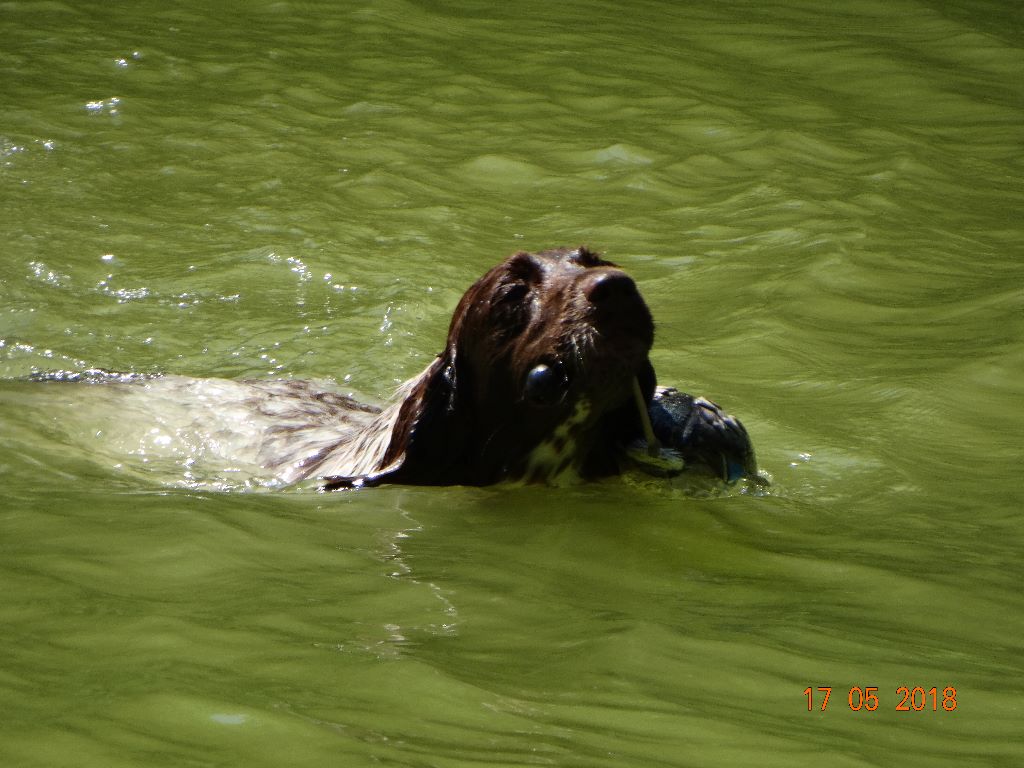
[263,247,656,487]
[31,247,758,489]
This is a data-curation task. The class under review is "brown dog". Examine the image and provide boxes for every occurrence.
[259,247,755,488]
[29,247,755,489]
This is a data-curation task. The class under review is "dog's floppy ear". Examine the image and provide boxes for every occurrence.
[321,266,501,490]
[319,355,465,489]
[378,352,479,485]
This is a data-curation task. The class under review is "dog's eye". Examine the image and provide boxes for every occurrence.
[524,362,568,408]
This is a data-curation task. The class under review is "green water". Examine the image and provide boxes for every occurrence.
[2,1,1023,765]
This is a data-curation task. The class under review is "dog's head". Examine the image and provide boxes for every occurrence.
[379,247,655,485]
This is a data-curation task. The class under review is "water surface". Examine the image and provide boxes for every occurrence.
[2,1,1023,765]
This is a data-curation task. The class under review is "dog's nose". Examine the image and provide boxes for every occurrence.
[581,268,654,350]
[584,269,642,308]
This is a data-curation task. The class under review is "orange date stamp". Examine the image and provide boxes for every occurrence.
[804,686,958,712]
